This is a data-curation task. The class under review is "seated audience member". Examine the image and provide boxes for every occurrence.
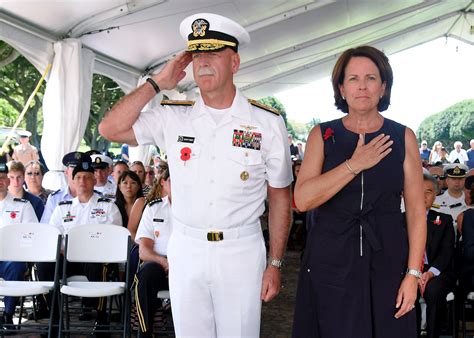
[429,141,443,165]
[434,164,468,233]
[428,165,447,195]
[111,160,129,185]
[37,154,123,334]
[145,165,155,187]
[448,141,468,164]
[7,160,44,220]
[134,167,171,338]
[467,140,474,170]
[128,161,169,241]
[457,182,474,292]
[439,147,449,164]
[420,140,431,162]
[12,130,39,165]
[154,159,168,177]
[24,160,52,204]
[130,160,150,196]
[464,170,474,206]
[90,154,116,199]
[0,163,38,330]
[416,173,455,338]
[115,171,144,227]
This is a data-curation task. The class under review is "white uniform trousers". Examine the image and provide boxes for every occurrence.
[168,221,266,338]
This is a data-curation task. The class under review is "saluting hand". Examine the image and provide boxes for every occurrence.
[349,133,393,173]
[152,51,193,91]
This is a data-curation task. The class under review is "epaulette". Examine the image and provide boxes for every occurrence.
[98,197,112,203]
[13,198,28,203]
[59,200,72,206]
[248,99,280,116]
[51,189,61,196]
[161,99,195,106]
[431,203,440,209]
[148,198,163,207]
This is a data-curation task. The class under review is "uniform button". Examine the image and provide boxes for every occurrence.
[210,179,214,184]
[209,202,213,206]
[211,156,216,160]
[307,269,311,272]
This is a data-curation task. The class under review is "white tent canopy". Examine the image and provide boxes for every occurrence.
[1,0,473,187]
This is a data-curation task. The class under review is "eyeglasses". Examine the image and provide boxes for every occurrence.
[26,172,41,176]
[432,175,446,180]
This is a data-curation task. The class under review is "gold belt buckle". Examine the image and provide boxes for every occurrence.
[207,231,224,241]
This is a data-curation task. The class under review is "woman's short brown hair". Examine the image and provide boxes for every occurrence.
[332,45,393,114]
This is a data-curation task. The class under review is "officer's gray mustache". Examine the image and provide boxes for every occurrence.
[198,68,215,76]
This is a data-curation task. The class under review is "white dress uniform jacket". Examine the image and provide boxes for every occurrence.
[41,187,74,224]
[135,196,171,256]
[49,194,122,235]
[132,89,293,229]
[0,192,38,225]
[94,181,116,199]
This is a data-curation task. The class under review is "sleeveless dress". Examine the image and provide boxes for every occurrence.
[292,118,416,338]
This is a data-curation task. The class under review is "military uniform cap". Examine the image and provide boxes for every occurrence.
[17,130,32,138]
[72,154,94,179]
[180,13,250,53]
[0,163,8,174]
[62,151,85,167]
[444,165,467,178]
[90,154,113,169]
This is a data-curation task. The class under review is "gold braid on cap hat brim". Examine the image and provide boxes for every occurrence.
[188,39,237,51]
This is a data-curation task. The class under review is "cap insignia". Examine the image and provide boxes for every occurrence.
[453,166,461,175]
[192,19,209,37]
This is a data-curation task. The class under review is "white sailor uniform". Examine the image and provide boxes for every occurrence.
[132,89,292,337]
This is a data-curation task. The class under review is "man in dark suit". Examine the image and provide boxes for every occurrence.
[416,173,456,338]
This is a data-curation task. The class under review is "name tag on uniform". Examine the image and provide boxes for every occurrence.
[153,218,164,222]
[177,136,195,143]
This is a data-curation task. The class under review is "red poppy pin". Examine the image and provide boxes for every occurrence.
[323,127,335,143]
[10,211,16,219]
[433,216,441,225]
[180,147,192,165]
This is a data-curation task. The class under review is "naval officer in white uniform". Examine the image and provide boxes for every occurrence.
[99,13,292,337]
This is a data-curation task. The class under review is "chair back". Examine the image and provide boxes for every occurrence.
[65,224,130,263]
[0,223,61,262]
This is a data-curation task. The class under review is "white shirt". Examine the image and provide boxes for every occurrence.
[135,196,171,256]
[94,180,116,199]
[41,186,75,224]
[49,193,122,235]
[434,190,467,225]
[133,89,293,230]
[0,192,38,225]
[448,149,468,164]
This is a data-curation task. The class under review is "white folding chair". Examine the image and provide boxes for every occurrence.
[58,224,131,338]
[0,223,61,338]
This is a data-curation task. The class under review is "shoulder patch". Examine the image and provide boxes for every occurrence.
[148,198,163,207]
[248,99,280,116]
[13,198,28,203]
[51,189,61,196]
[98,197,112,203]
[161,99,195,106]
[59,200,72,206]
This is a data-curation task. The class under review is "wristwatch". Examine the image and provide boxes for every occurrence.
[269,257,283,270]
[406,268,422,279]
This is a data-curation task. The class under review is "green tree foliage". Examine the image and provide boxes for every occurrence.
[259,96,296,137]
[0,41,45,147]
[417,99,474,149]
[85,74,125,152]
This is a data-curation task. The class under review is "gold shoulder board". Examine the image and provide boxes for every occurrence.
[248,99,280,116]
[160,99,195,106]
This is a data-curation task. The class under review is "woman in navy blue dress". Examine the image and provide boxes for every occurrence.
[292,46,426,338]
